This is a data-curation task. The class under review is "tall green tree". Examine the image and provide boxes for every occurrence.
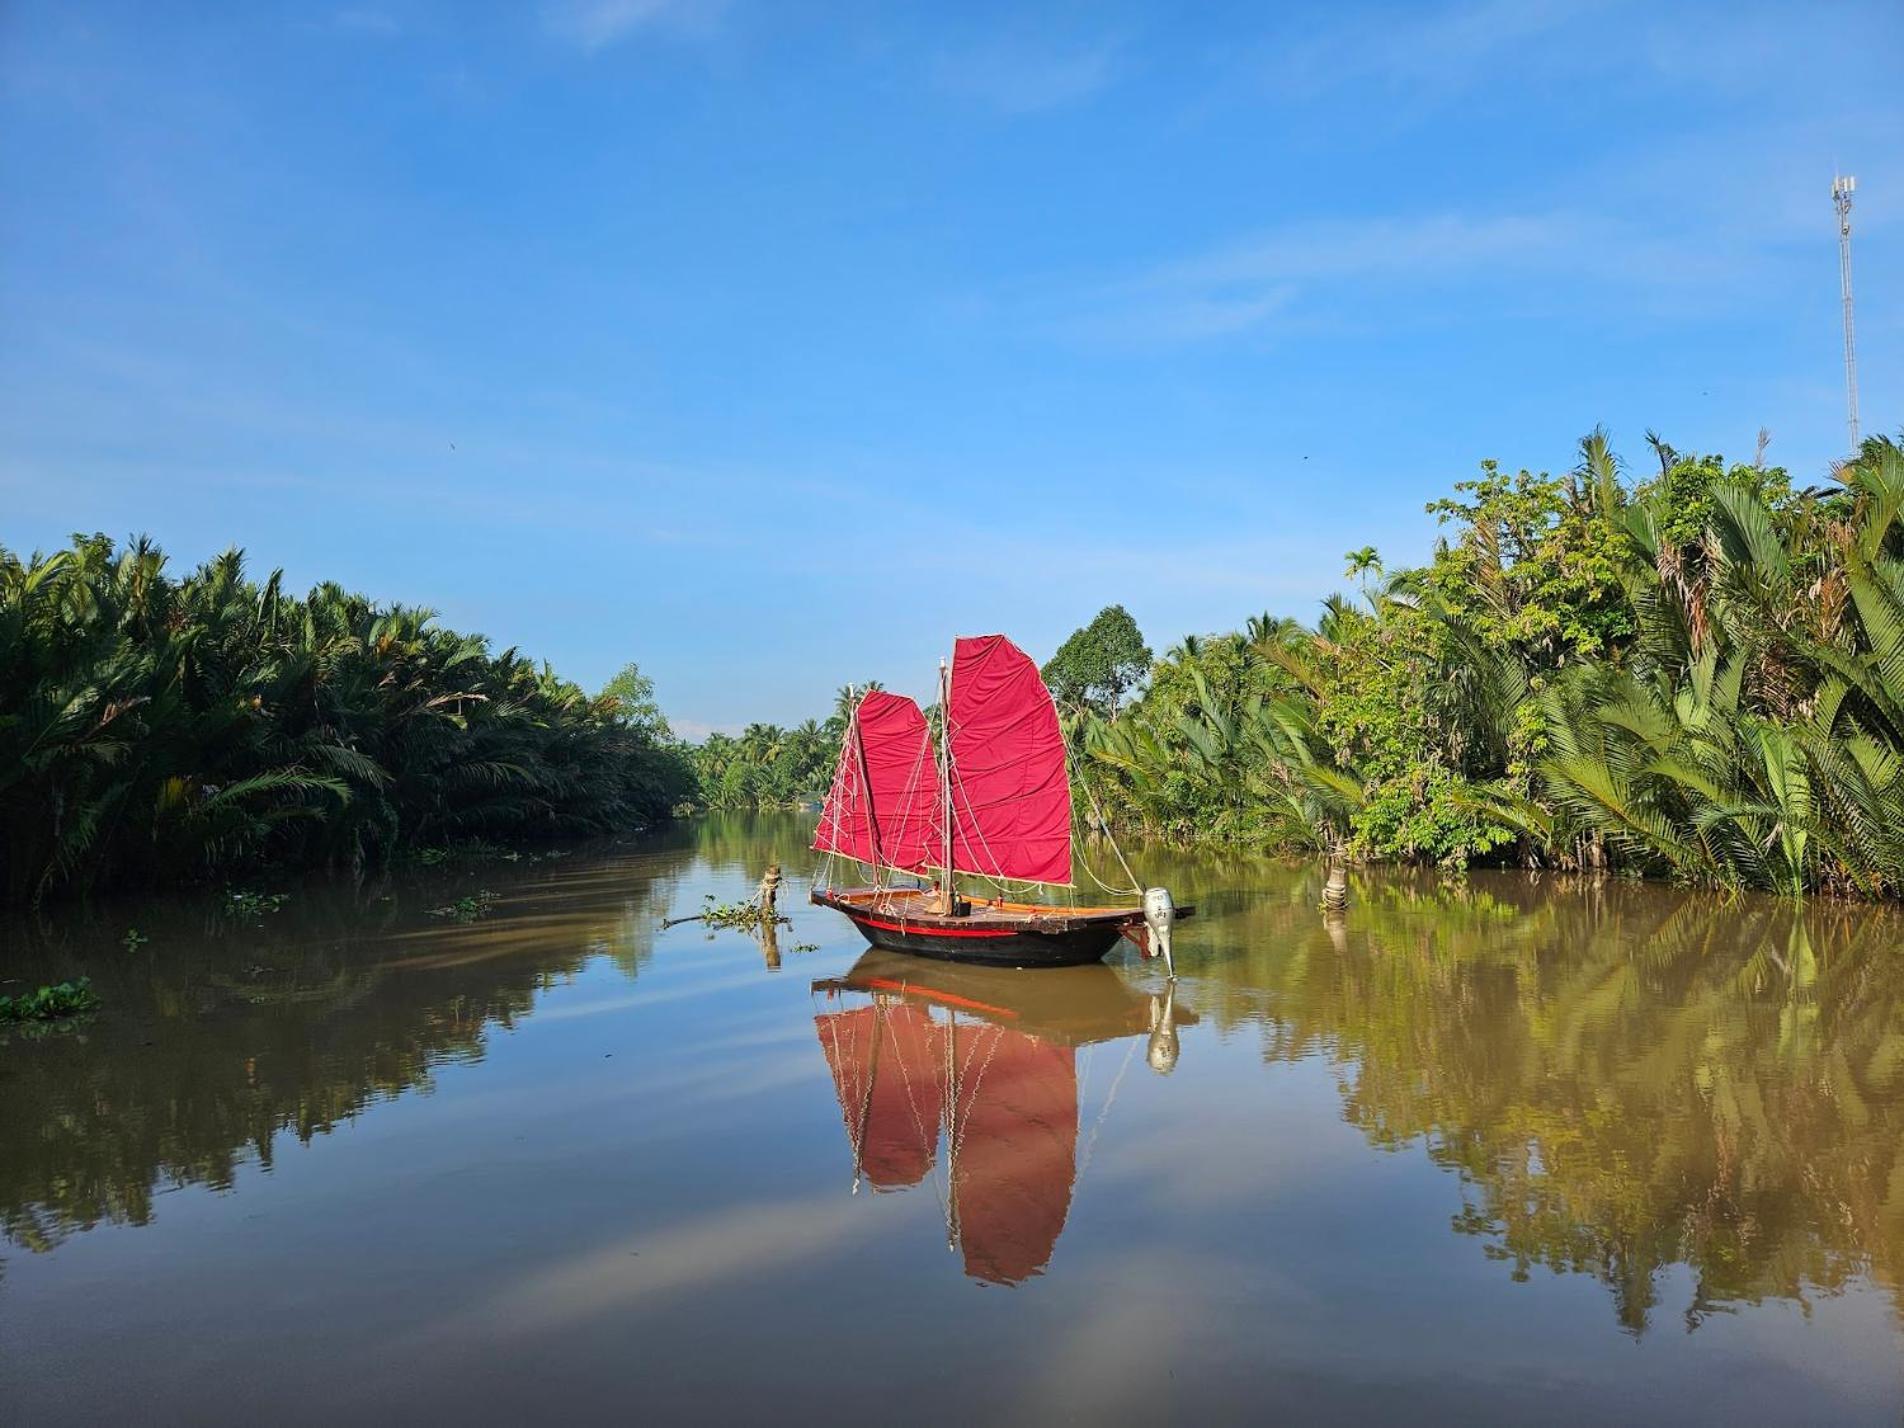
[1042,605,1152,717]
[600,662,672,741]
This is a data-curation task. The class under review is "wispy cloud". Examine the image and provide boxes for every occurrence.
[671,717,743,741]
[1023,1248,1240,1420]
[1053,284,1298,345]
[543,0,723,52]
[437,1194,863,1336]
[1021,213,1562,345]
[330,8,400,38]
[933,28,1128,114]
[1151,213,1567,288]
[1258,0,1613,101]
[1024,207,1763,346]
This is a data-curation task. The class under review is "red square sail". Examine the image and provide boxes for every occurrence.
[812,690,939,873]
[946,635,1073,885]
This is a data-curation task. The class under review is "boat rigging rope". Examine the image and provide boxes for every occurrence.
[947,1019,1006,1167]
[816,704,857,893]
[887,732,936,885]
[1070,744,1144,898]
[1074,1033,1139,1182]
[883,998,951,1223]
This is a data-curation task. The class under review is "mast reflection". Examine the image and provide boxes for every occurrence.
[812,950,1190,1285]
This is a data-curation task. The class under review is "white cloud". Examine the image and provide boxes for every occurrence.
[543,0,723,52]
[1259,0,1614,101]
[1067,285,1297,344]
[671,717,744,742]
[1152,213,1567,289]
[1021,206,1771,347]
[933,29,1127,115]
[444,1194,863,1334]
[331,8,400,38]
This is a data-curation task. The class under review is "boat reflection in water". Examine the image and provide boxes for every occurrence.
[812,949,1191,1285]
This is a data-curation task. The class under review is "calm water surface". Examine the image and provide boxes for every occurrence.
[3,814,1903,1424]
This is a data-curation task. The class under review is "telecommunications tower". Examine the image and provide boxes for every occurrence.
[1833,174,1860,452]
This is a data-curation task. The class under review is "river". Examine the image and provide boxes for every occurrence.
[2,813,1901,1423]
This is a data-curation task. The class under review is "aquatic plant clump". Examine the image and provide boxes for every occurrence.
[425,891,500,923]
[223,889,290,921]
[0,979,100,1023]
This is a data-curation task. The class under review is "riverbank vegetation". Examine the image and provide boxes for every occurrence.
[689,684,877,810]
[0,536,694,906]
[1079,430,1904,897]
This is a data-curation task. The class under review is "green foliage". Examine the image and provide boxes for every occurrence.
[600,662,672,742]
[690,707,855,811]
[0,979,99,1022]
[223,889,289,921]
[689,892,782,930]
[0,535,695,905]
[1421,436,1635,665]
[1635,436,1792,553]
[1042,605,1152,716]
[425,891,499,922]
[1086,428,1904,895]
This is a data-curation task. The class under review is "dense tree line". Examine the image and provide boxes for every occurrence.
[1081,431,1904,897]
[0,535,694,905]
[690,684,873,810]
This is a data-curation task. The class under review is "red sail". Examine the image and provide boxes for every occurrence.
[812,691,939,872]
[945,635,1073,885]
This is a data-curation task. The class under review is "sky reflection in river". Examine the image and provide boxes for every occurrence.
[2,813,1902,1423]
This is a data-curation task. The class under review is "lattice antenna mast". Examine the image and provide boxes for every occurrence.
[1833,174,1860,453]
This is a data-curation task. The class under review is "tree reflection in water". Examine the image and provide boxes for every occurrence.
[1170,860,1904,1335]
[3,821,1901,1343]
[0,842,692,1253]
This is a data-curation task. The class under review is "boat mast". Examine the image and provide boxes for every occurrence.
[848,999,885,1195]
[846,694,885,884]
[937,656,955,913]
[944,1006,959,1252]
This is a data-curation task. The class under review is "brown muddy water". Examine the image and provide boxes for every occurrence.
[2,813,1903,1424]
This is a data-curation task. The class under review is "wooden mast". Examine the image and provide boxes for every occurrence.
[937,656,955,914]
[846,695,885,881]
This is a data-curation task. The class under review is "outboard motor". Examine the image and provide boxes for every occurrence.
[1143,886,1177,980]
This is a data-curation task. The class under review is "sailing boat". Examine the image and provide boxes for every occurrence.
[812,949,1193,1285]
[809,634,1192,969]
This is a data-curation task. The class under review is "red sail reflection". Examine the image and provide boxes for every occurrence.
[813,951,1186,1287]
[946,1021,1077,1286]
[815,1002,944,1192]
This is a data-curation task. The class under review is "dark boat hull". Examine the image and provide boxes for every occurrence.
[841,910,1124,967]
[811,889,1192,969]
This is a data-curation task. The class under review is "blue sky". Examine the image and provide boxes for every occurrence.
[2,0,1899,735]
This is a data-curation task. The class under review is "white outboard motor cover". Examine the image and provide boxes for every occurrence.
[1142,886,1176,977]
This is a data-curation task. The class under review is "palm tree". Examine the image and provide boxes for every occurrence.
[0,534,693,905]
